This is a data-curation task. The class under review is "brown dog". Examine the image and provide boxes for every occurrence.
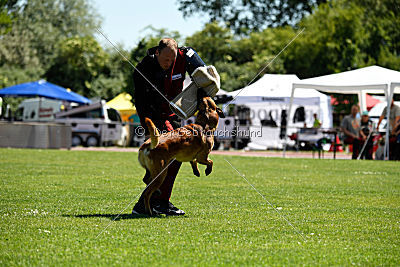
[138,96,225,216]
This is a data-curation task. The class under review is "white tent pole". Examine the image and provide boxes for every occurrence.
[283,85,296,157]
[358,91,367,112]
[383,88,388,160]
[384,85,392,160]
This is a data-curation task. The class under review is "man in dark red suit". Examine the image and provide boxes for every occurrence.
[132,38,205,215]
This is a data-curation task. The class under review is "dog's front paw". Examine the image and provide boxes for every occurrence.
[205,166,212,176]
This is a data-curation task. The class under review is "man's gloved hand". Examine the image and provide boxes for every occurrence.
[165,120,174,132]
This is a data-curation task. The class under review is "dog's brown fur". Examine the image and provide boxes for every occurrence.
[138,97,225,215]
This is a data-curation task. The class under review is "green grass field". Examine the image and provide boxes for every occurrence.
[1,148,399,266]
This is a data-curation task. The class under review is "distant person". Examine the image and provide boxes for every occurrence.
[359,111,373,159]
[312,113,321,128]
[376,98,400,132]
[341,105,361,159]
[376,98,400,160]
[391,118,400,160]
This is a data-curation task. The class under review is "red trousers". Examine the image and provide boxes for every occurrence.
[153,160,182,200]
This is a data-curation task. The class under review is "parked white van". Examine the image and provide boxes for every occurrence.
[16,98,62,121]
[55,100,127,147]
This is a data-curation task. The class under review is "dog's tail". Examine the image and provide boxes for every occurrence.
[145,117,159,149]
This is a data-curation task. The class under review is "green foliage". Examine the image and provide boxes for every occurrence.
[99,47,133,100]
[284,1,367,78]
[177,0,327,34]
[284,0,400,79]
[214,61,252,91]
[0,0,398,108]
[0,66,43,89]
[186,22,233,65]
[0,0,101,70]
[236,26,294,73]
[45,36,109,98]
[178,0,399,94]
[0,0,18,34]
[1,149,400,265]
[355,0,400,61]
[279,0,399,115]
[90,74,126,101]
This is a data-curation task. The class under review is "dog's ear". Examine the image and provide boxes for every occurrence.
[216,107,225,118]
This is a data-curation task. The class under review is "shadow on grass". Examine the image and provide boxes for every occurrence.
[63,213,154,220]
[63,213,185,220]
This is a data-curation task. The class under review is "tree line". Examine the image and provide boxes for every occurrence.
[0,0,399,112]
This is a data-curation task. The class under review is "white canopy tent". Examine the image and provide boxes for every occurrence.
[287,65,400,159]
[227,74,332,126]
[226,74,332,149]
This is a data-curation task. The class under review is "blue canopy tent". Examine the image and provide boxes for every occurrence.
[0,80,91,104]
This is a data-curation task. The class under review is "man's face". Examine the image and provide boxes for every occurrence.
[156,47,177,70]
[351,106,359,116]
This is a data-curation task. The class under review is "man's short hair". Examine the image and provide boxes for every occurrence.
[158,38,178,52]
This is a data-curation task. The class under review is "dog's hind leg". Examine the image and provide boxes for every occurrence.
[190,160,200,177]
[143,161,169,216]
[142,169,162,196]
